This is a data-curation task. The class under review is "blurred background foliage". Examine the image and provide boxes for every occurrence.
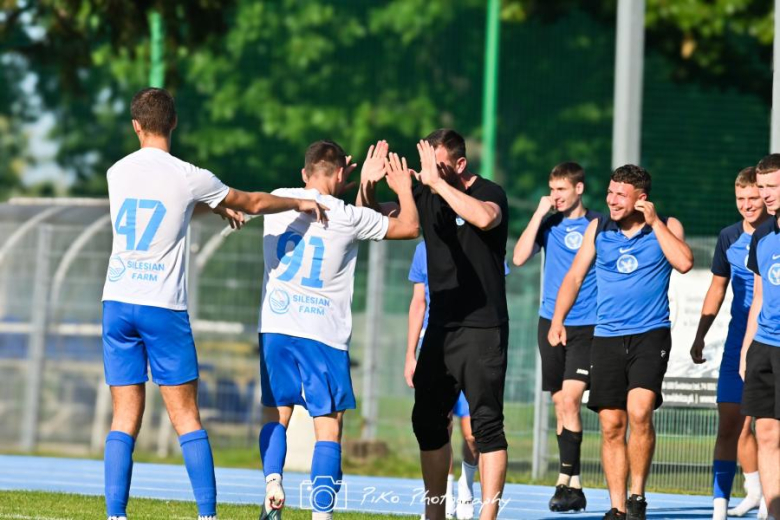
[0,0,774,234]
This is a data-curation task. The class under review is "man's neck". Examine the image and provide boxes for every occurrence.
[304,179,335,196]
[455,170,477,191]
[743,214,770,233]
[139,134,171,153]
[562,201,587,220]
[618,211,646,236]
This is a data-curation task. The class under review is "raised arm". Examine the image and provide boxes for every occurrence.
[417,140,501,231]
[513,197,553,266]
[690,275,729,364]
[740,274,762,380]
[405,283,426,388]
[356,140,400,217]
[383,152,420,240]
[548,219,598,346]
[635,201,694,273]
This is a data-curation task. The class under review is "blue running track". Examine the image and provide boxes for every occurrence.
[0,455,758,519]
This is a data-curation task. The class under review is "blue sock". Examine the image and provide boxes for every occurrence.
[713,459,737,499]
[105,431,135,517]
[310,441,342,513]
[180,429,217,516]
[259,422,287,478]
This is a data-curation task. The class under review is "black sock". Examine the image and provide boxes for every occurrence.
[558,428,583,477]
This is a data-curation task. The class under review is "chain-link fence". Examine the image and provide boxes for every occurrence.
[0,201,731,495]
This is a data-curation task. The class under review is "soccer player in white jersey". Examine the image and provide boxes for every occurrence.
[256,140,422,520]
[101,88,326,520]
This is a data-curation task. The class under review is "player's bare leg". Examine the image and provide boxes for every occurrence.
[421,444,451,520]
[110,384,146,437]
[599,408,628,513]
[457,417,479,520]
[477,449,506,520]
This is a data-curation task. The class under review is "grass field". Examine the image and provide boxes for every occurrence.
[0,491,409,520]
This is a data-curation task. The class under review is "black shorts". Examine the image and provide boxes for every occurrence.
[588,327,671,412]
[742,340,780,420]
[537,317,593,393]
[412,323,509,453]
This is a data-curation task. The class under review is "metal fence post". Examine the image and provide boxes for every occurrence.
[611,0,646,168]
[531,253,547,479]
[20,225,53,451]
[361,240,386,440]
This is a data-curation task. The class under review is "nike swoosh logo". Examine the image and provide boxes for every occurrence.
[773,254,780,260]
[565,227,577,232]
[619,247,633,253]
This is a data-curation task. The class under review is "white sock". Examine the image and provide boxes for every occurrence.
[446,474,455,515]
[461,462,477,493]
[745,471,762,496]
[758,497,768,520]
[556,473,571,486]
[569,475,581,489]
[266,472,282,484]
[312,512,333,520]
[713,497,728,520]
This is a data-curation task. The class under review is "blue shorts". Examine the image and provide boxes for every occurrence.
[102,301,198,386]
[260,333,356,417]
[453,392,470,418]
[717,344,744,404]
[418,334,470,418]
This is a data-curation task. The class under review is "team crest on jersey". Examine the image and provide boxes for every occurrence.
[107,255,126,282]
[617,254,638,274]
[269,288,291,314]
[455,216,465,226]
[564,231,583,250]
[768,263,780,286]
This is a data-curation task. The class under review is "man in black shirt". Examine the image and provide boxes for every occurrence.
[412,130,509,520]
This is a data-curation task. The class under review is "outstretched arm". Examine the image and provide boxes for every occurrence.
[221,188,328,223]
[548,219,598,346]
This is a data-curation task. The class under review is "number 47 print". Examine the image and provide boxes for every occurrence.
[114,198,167,251]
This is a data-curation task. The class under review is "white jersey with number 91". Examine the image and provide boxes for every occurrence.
[102,147,229,310]
[258,188,389,351]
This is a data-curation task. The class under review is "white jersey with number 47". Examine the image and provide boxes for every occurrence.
[259,187,389,351]
[102,147,229,310]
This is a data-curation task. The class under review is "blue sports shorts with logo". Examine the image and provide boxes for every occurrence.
[260,333,356,417]
[102,300,199,386]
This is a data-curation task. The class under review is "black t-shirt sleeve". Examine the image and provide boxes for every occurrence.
[747,232,760,275]
[711,229,732,278]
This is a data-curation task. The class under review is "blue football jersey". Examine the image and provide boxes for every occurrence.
[711,222,754,348]
[593,216,673,337]
[747,217,780,347]
[535,211,600,326]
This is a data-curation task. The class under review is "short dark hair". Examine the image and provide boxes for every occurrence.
[130,88,177,136]
[756,154,780,175]
[424,128,466,161]
[611,164,651,196]
[304,140,347,177]
[549,162,585,186]
[735,166,757,188]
